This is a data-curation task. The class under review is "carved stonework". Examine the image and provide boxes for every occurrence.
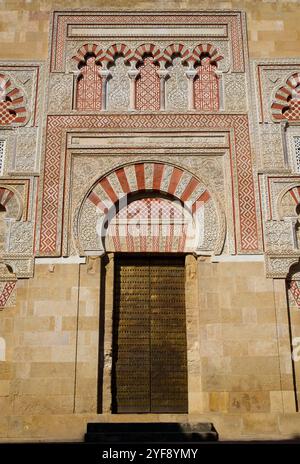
[259,124,285,169]
[14,127,39,172]
[0,279,16,309]
[2,255,34,279]
[265,220,295,252]
[253,60,300,123]
[265,253,300,278]
[271,72,300,121]
[48,73,73,113]
[36,113,260,257]
[223,73,247,112]
[0,72,28,126]
[75,161,226,257]
[279,186,300,218]
[66,150,229,255]
[0,62,43,300]
[107,57,130,111]
[165,58,188,111]
[5,12,300,290]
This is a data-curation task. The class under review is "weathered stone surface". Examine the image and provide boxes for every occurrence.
[1,3,300,442]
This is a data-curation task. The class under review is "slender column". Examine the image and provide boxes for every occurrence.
[99,68,111,111]
[157,69,169,110]
[186,69,197,111]
[128,69,140,111]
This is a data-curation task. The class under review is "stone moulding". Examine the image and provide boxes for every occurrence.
[50,10,246,73]
[73,160,226,257]
[35,113,261,256]
[0,62,45,130]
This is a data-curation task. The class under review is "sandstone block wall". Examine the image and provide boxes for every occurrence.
[1,0,300,442]
[0,0,300,61]
[0,260,299,441]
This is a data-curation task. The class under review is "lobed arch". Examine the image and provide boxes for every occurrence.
[72,43,133,69]
[0,73,28,126]
[100,43,133,67]
[287,260,300,309]
[278,184,300,219]
[71,42,223,112]
[163,43,190,63]
[191,43,224,66]
[271,72,300,121]
[74,161,226,257]
[72,43,104,67]
[0,186,23,266]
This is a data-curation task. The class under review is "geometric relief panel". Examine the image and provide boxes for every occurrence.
[107,57,130,111]
[194,58,219,111]
[76,56,102,111]
[165,58,188,111]
[136,57,160,111]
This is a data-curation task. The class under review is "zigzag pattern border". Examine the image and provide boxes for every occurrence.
[37,113,259,255]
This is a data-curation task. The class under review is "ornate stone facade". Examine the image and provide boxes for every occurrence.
[1,8,300,442]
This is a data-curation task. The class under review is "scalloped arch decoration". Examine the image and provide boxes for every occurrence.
[131,43,163,64]
[271,72,300,121]
[0,74,27,125]
[191,43,224,64]
[163,43,190,62]
[72,43,104,66]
